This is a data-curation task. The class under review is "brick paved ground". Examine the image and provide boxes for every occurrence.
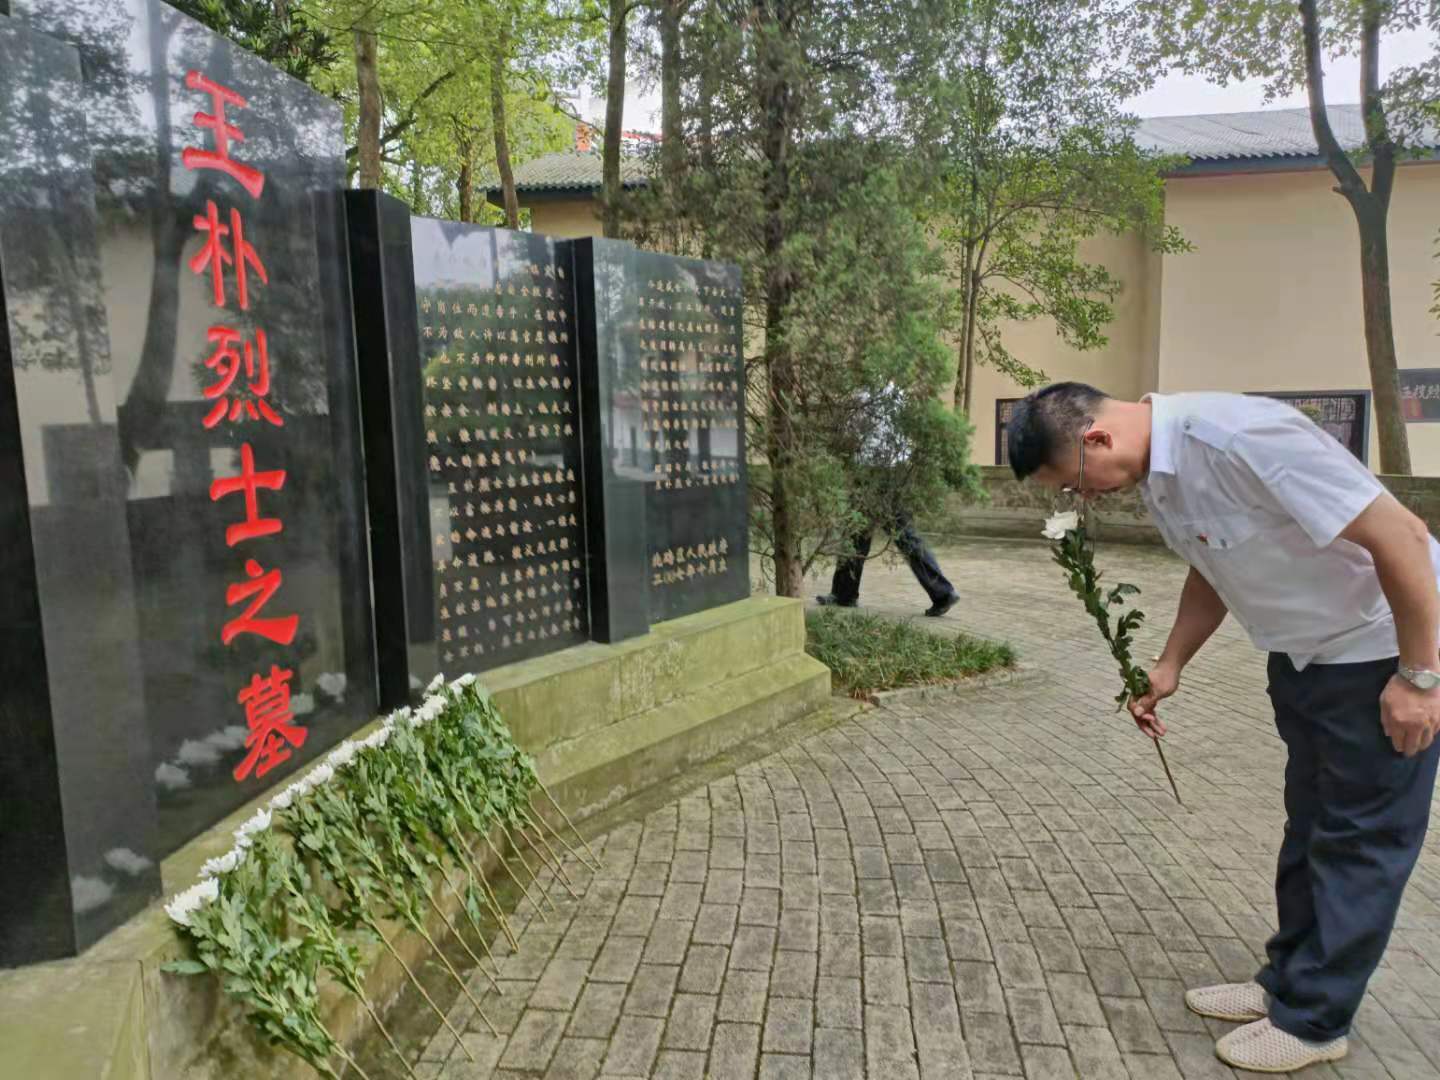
[412,539,1440,1079]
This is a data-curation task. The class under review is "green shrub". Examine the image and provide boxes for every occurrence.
[805,607,1014,697]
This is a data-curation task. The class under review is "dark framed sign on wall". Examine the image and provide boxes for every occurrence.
[1398,370,1440,424]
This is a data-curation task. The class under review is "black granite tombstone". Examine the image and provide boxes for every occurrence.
[572,238,749,623]
[4,0,378,862]
[0,14,161,966]
[349,193,591,703]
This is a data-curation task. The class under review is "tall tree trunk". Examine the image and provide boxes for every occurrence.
[410,158,423,208]
[955,241,980,416]
[601,0,627,238]
[758,1,801,597]
[1356,196,1407,472]
[659,0,685,189]
[697,11,715,258]
[490,33,521,230]
[1299,0,1410,473]
[354,26,382,189]
[457,130,474,222]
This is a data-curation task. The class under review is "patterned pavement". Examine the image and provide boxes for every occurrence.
[404,538,1440,1079]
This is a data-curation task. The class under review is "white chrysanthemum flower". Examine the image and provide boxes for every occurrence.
[203,726,249,752]
[199,847,246,879]
[326,740,359,769]
[71,874,115,914]
[316,672,347,699]
[450,673,478,692]
[426,673,446,694]
[307,764,334,789]
[104,848,153,877]
[155,762,191,792]
[267,785,297,811]
[362,727,392,750]
[1042,510,1079,541]
[164,879,219,927]
[176,738,221,767]
[232,808,272,848]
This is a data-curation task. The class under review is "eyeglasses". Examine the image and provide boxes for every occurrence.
[1056,418,1094,513]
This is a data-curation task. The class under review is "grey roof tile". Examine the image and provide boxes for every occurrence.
[1134,105,1438,161]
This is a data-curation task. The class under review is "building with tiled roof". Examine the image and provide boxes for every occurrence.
[493,109,1440,473]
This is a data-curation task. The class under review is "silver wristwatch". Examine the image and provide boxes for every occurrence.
[1398,663,1440,692]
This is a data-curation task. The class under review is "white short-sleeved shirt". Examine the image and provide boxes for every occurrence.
[1140,392,1440,669]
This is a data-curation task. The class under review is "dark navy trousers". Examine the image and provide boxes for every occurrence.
[830,511,954,606]
[1257,654,1440,1041]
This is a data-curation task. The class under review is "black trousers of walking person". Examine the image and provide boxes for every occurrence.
[1257,654,1440,1041]
[829,511,955,607]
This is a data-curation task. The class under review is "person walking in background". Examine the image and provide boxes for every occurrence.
[1006,381,1440,1073]
[816,382,959,617]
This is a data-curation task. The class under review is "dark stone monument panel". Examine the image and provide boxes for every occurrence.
[410,216,590,672]
[568,236,650,642]
[0,15,160,964]
[7,0,379,855]
[346,190,437,708]
[575,239,748,624]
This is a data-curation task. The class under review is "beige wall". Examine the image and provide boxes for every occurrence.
[523,163,1440,474]
[966,227,1157,469]
[1155,164,1440,471]
[528,198,603,239]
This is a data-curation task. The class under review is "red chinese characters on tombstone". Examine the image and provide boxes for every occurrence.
[190,200,268,310]
[210,442,285,546]
[186,65,307,783]
[182,71,265,199]
[233,665,306,781]
[202,326,283,428]
[222,559,299,646]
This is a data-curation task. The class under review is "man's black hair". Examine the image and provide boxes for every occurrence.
[1005,382,1110,481]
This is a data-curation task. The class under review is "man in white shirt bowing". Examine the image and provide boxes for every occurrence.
[1005,382,1440,1073]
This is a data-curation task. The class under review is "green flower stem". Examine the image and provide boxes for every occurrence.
[514,809,579,899]
[362,911,474,1061]
[326,794,495,1037]
[496,819,557,913]
[1053,520,1182,805]
[435,870,504,991]
[532,784,601,870]
[312,784,487,1057]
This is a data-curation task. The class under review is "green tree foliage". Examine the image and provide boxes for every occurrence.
[172,0,339,81]
[620,0,981,596]
[177,0,599,218]
[1138,0,1440,475]
[909,0,1186,414]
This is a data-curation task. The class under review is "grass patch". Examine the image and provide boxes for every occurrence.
[805,607,1016,698]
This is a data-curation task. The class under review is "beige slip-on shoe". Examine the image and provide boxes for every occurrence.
[1183,981,1268,1022]
[1214,1018,1348,1073]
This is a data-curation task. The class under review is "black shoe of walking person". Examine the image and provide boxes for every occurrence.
[924,593,958,618]
[815,594,858,608]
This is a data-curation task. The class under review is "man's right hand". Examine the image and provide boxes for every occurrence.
[1129,660,1180,739]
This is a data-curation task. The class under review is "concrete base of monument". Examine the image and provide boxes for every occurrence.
[0,594,829,1080]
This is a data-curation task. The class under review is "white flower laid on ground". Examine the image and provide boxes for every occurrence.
[326,740,360,770]
[199,847,247,879]
[164,878,219,927]
[1042,510,1080,540]
[233,808,272,849]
